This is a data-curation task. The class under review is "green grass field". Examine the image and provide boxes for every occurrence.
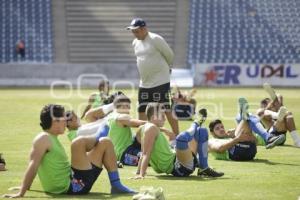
[0,88,300,200]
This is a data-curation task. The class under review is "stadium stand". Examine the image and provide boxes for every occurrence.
[187,0,300,64]
[0,0,53,63]
[65,0,177,63]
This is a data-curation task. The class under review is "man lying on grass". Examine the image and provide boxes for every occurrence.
[134,102,224,179]
[208,97,285,161]
[3,104,134,198]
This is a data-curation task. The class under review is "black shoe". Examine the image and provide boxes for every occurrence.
[0,153,5,165]
[266,134,286,149]
[197,167,224,178]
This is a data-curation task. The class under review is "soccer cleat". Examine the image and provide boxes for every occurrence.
[197,167,224,178]
[238,97,249,121]
[266,134,286,149]
[263,83,277,101]
[277,106,288,122]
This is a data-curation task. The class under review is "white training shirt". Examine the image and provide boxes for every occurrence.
[132,32,174,88]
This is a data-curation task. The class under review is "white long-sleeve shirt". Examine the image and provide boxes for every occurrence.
[132,32,174,88]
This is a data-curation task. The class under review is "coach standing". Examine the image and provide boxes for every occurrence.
[127,18,179,135]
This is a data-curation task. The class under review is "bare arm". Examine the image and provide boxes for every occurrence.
[208,133,253,153]
[136,125,158,178]
[208,138,240,153]
[117,114,146,128]
[84,107,106,123]
[4,134,50,198]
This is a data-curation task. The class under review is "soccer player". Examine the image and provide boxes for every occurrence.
[3,104,134,198]
[105,94,146,165]
[81,80,110,119]
[208,97,286,161]
[256,83,300,147]
[135,102,224,178]
[127,18,179,135]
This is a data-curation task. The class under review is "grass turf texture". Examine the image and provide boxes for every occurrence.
[0,88,300,200]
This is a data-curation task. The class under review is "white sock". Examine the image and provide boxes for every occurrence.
[102,103,114,115]
[264,110,278,120]
[290,130,300,147]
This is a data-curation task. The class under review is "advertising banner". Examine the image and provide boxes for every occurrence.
[194,63,300,86]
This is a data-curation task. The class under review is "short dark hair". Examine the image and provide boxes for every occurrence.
[261,98,271,106]
[40,104,65,130]
[113,94,131,108]
[209,119,222,133]
[145,102,165,120]
[98,80,109,90]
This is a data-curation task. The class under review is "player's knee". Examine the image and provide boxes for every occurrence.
[98,137,113,147]
[71,136,86,150]
[176,132,192,150]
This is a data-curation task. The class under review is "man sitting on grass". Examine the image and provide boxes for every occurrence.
[135,102,224,179]
[3,104,135,198]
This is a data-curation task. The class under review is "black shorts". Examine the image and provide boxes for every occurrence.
[120,137,141,166]
[268,126,287,145]
[228,142,257,161]
[171,153,197,177]
[138,82,171,113]
[67,164,102,195]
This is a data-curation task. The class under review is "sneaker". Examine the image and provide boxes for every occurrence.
[133,187,165,200]
[294,141,300,148]
[0,154,6,171]
[266,134,286,149]
[277,106,288,122]
[263,83,277,101]
[194,108,207,126]
[197,167,224,178]
[238,97,249,121]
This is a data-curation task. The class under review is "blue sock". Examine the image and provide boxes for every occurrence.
[95,124,109,141]
[176,122,199,150]
[247,115,270,143]
[194,127,209,169]
[176,131,194,150]
[236,114,270,143]
[108,171,135,194]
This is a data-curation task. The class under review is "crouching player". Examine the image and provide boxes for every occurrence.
[135,103,224,179]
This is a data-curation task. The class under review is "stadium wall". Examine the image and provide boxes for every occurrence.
[0,63,139,87]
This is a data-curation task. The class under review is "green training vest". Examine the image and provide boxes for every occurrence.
[37,134,71,194]
[141,126,175,174]
[107,112,133,160]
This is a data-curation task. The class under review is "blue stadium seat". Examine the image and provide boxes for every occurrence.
[0,0,52,63]
[187,0,300,64]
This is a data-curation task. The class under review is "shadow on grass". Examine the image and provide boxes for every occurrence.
[27,189,131,199]
[252,159,300,166]
[154,175,232,181]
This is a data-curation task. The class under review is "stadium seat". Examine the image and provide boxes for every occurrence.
[187,0,300,65]
[0,0,53,63]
